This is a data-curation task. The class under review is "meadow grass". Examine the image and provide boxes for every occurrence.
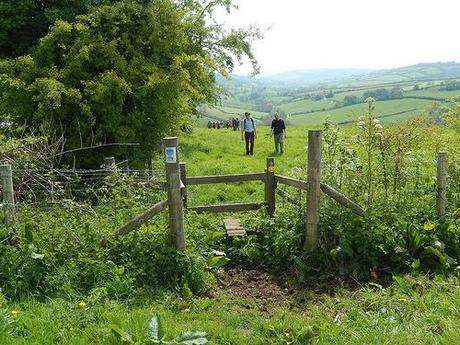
[1,125,459,345]
[2,275,460,344]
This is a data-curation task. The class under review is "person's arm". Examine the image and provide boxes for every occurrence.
[270,122,274,136]
[254,120,257,139]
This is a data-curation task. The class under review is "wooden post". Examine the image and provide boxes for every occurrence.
[436,152,448,218]
[305,130,322,252]
[180,162,188,210]
[265,157,276,216]
[163,137,185,250]
[104,157,116,172]
[1,164,16,225]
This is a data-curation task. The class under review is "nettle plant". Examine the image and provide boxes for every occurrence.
[356,97,384,210]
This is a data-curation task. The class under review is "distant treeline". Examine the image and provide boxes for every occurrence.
[439,80,460,91]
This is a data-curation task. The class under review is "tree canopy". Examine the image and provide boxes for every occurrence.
[0,0,260,167]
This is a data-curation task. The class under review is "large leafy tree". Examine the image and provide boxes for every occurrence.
[0,0,260,167]
[0,0,109,57]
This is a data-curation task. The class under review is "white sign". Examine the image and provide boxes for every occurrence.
[165,147,177,163]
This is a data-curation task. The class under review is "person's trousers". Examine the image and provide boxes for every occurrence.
[245,132,255,155]
[274,133,284,154]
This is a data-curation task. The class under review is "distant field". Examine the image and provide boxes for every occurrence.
[200,105,268,122]
[406,88,460,99]
[288,98,436,126]
[279,98,336,114]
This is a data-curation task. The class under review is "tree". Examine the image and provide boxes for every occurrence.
[0,0,260,167]
[0,0,111,57]
[343,95,360,106]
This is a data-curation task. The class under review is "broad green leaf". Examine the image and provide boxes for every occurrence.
[208,256,230,269]
[204,231,225,243]
[424,246,448,268]
[422,222,436,231]
[175,331,208,344]
[31,253,44,260]
[149,315,164,341]
[109,324,132,343]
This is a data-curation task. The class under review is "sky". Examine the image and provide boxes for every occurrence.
[214,0,460,75]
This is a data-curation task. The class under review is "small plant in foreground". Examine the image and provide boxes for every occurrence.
[110,314,208,344]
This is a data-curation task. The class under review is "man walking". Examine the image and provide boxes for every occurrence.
[270,112,286,154]
[241,112,256,155]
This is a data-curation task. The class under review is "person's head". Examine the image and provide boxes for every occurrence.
[274,112,280,120]
[245,112,250,119]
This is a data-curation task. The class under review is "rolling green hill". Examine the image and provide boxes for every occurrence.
[203,62,460,127]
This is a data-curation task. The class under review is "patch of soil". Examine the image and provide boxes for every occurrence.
[215,268,291,311]
[213,267,363,311]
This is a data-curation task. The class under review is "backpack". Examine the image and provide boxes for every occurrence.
[243,118,255,129]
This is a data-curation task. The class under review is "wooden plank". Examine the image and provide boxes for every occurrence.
[305,130,322,252]
[114,200,168,237]
[275,174,308,191]
[320,183,365,217]
[186,173,265,185]
[436,152,448,218]
[227,229,247,237]
[189,202,266,214]
[224,218,247,237]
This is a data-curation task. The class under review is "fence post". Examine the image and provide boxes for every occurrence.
[180,162,188,210]
[265,157,276,216]
[1,164,16,225]
[104,157,116,172]
[436,151,448,218]
[163,137,185,250]
[305,130,322,252]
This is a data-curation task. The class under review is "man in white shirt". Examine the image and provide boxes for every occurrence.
[241,112,257,155]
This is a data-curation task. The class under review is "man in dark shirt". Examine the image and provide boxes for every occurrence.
[270,112,286,154]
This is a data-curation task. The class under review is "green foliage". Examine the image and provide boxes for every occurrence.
[110,314,208,344]
[0,0,108,57]
[0,0,259,168]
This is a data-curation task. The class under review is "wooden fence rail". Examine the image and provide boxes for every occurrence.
[186,173,265,185]
[275,175,308,191]
[114,200,168,237]
[320,183,364,217]
[189,202,266,214]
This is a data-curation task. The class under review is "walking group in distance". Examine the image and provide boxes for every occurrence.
[207,112,287,156]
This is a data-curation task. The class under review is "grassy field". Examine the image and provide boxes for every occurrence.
[179,125,458,206]
[2,124,459,344]
[287,99,435,126]
[3,275,460,344]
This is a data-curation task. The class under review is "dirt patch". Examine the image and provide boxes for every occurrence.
[215,268,292,311]
[213,267,362,311]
